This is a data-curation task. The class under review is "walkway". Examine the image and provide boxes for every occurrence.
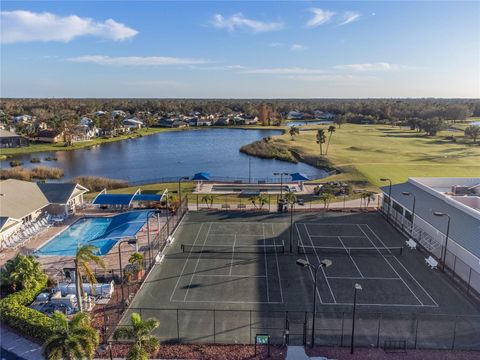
[0,326,43,360]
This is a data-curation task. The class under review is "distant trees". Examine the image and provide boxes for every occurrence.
[289,126,299,140]
[334,115,347,128]
[465,125,480,144]
[419,118,446,136]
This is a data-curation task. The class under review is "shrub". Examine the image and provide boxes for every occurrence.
[30,157,41,163]
[31,166,64,180]
[0,167,31,181]
[0,166,64,180]
[74,176,128,192]
[0,276,55,341]
[44,156,58,161]
[9,160,23,167]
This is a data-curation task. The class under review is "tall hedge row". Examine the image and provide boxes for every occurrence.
[0,277,56,341]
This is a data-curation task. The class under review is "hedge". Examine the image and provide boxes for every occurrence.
[0,276,56,341]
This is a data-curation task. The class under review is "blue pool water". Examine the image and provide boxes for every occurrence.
[36,211,150,256]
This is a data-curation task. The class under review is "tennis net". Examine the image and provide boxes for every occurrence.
[297,245,403,256]
[181,243,284,254]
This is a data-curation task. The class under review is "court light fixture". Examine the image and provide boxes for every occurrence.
[351,282,363,354]
[432,211,451,272]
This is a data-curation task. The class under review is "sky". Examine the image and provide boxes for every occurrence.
[1,1,479,98]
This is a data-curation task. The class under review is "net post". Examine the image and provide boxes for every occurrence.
[181,244,184,252]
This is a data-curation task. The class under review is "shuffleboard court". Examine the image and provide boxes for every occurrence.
[119,211,480,347]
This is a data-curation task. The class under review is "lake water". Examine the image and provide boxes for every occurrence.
[3,129,327,183]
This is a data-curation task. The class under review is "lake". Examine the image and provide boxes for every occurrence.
[3,129,327,183]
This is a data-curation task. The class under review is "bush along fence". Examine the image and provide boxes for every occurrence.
[0,276,55,341]
[105,308,480,351]
[91,197,189,343]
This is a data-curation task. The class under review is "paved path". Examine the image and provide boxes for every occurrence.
[0,327,43,360]
[286,346,330,360]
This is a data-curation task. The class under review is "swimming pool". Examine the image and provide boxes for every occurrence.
[36,211,150,256]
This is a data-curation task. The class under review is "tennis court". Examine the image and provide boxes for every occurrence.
[120,211,480,347]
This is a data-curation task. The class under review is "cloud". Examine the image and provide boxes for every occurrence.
[211,13,283,32]
[282,74,371,82]
[306,8,335,27]
[290,44,306,51]
[338,11,361,26]
[244,67,327,75]
[1,10,138,43]
[333,62,410,71]
[67,55,210,66]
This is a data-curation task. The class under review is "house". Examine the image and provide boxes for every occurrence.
[80,117,94,126]
[112,110,127,118]
[34,129,64,143]
[0,179,89,244]
[12,115,33,124]
[235,115,258,125]
[123,117,144,130]
[94,111,107,117]
[380,177,480,294]
[188,117,212,127]
[158,118,188,128]
[215,117,230,126]
[74,124,98,141]
[287,110,304,120]
[314,110,336,119]
[0,129,29,148]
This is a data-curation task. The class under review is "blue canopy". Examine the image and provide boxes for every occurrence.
[193,172,210,181]
[93,194,133,206]
[291,172,310,181]
[133,194,162,202]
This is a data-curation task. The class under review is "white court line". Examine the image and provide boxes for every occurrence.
[183,223,212,301]
[320,302,438,308]
[304,224,337,303]
[195,274,267,278]
[357,224,424,306]
[297,223,365,226]
[337,236,364,278]
[310,235,368,238]
[271,223,284,304]
[327,276,401,280]
[212,233,265,237]
[229,234,236,276]
[365,224,439,307]
[295,223,324,304]
[169,223,204,302]
[262,223,270,303]
[172,299,283,304]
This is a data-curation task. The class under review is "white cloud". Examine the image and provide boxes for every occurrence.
[282,74,371,82]
[306,8,335,27]
[0,10,138,43]
[333,62,410,71]
[211,13,283,32]
[290,44,306,51]
[67,55,210,66]
[244,67,327,75]
[338,11,361,26]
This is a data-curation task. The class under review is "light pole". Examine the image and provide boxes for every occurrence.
[433,211,451,272]
[296,258,333,348]
[350,283,362,354]
[118,238,137,305]
[402,192,416,237]
[178,176,190,206]
[274,172,290,200]
[286,192,297,254]
[145,210,161,268]
[380,178,392,223]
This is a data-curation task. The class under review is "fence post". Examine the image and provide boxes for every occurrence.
[340,312,345,347]
[249,310,252,344]
[467,268,472,294]
[452,316,458,350]
[376,313,381,348]
[213,309,216,343]
[177,309,180,343]
[414,318,419,349]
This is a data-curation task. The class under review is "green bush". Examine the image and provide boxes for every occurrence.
[9,160,23,167]
[0,276,55,341]
[30,157,41,163]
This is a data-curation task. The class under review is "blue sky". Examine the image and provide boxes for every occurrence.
[1,1,479,98]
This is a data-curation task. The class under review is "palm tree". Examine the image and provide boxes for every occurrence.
[43,311,99,360]
[319,193,333,209]
[325,125,336,155]
[257,194,269,209]
[75,245,106,313]
[316,129,326,155]
[249,195,258,209]
[284,191,297,208]
[201,194,214,208]
[128,252,144,279]
[361,192,376,210]
[113,312,160,360]
[0,254,46,291]
[289,126,299,140]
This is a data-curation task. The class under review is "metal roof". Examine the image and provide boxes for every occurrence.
[37,183,88,204]
[380,182,480,258]
[0,179,49,220]
[93,193,162,205]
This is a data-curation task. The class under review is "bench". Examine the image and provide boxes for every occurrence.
[237,204,247,209]
[425,256,438,269]
[406,238,417,250]
[383,339,407,353]
[221,204,231,209]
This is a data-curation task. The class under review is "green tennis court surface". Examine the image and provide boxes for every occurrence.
[120,211,480,347]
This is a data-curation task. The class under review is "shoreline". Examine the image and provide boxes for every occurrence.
[0,125,287,158]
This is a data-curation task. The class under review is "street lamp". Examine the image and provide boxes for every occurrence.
[273,172,290,200]
[145,210,161,268]
[178,176,190,205]
[402,192,416,237]
[380,178,392,223]
[118,238,137,305]
[433,211,451,272]
[296,258,333,348]
[350,283,362,354]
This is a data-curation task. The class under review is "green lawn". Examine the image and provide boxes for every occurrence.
[271,123,480,188]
